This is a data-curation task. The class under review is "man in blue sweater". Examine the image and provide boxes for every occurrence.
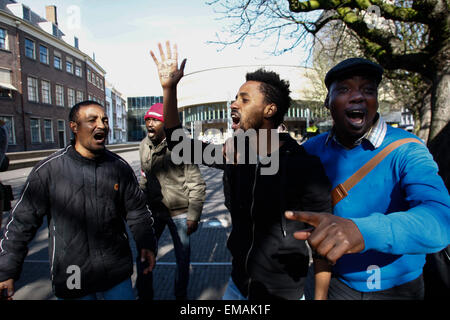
[286,58,450,299]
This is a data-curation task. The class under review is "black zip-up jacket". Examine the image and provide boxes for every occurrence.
[0,144,156,299]
[166,126,331,299]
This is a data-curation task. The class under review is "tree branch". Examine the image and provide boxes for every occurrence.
[287,0,433,23]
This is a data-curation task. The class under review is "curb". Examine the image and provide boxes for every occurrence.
[7,144,140,170]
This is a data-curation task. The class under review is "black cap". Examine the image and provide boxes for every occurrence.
[324,58,383,89]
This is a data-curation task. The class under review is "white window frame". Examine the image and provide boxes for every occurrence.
[25,38,35,59]
[67,88,75,107]
[66,57,73,74]
[30,118,41,143]
[41,79,51,104]
[76,90,84,103]
[0,28,8,50]
[57,119,66,146]
[44,119,54,142]
[75,61,82,77]
[27,76,38,102]
[54,51,62,70]
[39,45,49,64]
[55,84,64,107]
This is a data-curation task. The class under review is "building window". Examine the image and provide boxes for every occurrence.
[55,84,64,107]
[87,69,91,83]
[57,119,66,146]
[67,88,75,107]
[23,6,31,21]
[75,61,82,77]
[41,80,51,104]
[0,116,15,144]
[0,69,13,98]
[66,61,73,73]
[27,76,38,102]
[66,58,73,74]
[76,90,84,103]
[54,56,62,69]
[30,118,41,143]
[0,28,7,50]
[0,88,12,99]
[39,45,49,64]
[52,24,58,37]
[57,119,65,131]
[44,119,53,142]
[25,38,35,59]
[54,52,62,69]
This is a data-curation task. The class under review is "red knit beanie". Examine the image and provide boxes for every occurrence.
[144,103,164,122]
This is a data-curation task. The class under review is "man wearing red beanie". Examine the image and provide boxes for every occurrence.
[137,103,206,300]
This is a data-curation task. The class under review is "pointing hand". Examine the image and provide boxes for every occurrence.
[285,211,365,265]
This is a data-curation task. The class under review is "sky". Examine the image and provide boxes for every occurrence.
[20,0,311,98]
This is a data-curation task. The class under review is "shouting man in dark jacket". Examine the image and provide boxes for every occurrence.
[0,101,157,300]
[150,41,332,300]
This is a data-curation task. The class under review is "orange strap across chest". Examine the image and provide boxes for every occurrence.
[331,138,423,207]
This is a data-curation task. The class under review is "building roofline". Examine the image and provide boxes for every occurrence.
[0,8,106,75]
[184,64,314,77]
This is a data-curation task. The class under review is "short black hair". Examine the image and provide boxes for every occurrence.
[245,68,291,127]
[69,100,104,123]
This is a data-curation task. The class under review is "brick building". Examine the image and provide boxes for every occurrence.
[0,0,106,152]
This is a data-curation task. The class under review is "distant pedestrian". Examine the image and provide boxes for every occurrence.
[286,58,450,300]
[0,101,157,300]
[137,102,206,300]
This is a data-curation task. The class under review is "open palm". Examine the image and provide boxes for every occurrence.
[150,41,186,89]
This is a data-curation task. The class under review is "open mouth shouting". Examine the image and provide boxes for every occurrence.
[231,111,241,130]
[93,130,107,145]
[344,106,367,129]
[147,127,158,140]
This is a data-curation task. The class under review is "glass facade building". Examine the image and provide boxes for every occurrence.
[127,96,163,141]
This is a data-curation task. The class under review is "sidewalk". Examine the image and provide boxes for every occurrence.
[5,143,140,170]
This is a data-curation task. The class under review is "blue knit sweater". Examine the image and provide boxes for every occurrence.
[304,126,450,292]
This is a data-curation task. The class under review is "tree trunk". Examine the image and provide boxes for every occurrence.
[429,72,450,142]
[416,93,432,142]
[428,121,450,191]
[427,72,450,191]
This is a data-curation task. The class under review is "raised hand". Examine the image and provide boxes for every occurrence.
[150,41,187,89]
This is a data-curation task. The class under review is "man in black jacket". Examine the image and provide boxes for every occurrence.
[0,101,157,300]
[150,42,331,300]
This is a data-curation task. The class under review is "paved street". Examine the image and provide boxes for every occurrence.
[0,149,232,300]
